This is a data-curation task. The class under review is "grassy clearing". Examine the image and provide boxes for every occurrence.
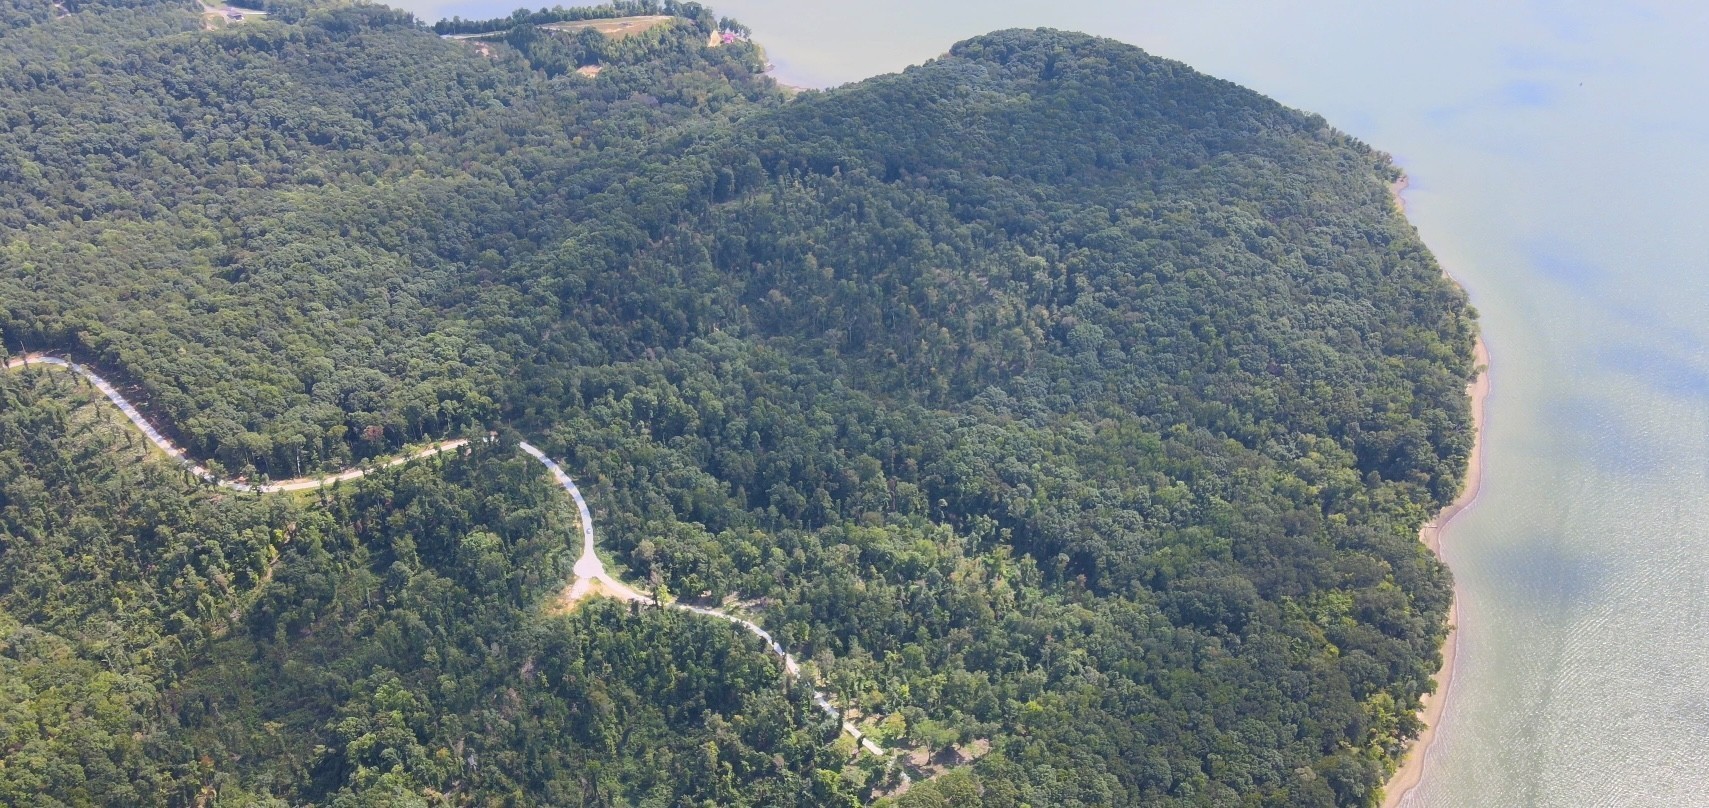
[542,15,674,39]
[198,1,264,29]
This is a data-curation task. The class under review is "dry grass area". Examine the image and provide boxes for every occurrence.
[198,1,264,29]
[543,15,674,39]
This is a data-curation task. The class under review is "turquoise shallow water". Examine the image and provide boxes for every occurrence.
[393,1,1709,803]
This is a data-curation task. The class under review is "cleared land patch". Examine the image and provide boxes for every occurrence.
[197,0,265,29]
[542,14,674,38]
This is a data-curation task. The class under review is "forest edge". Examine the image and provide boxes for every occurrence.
[1380,176,1491,807]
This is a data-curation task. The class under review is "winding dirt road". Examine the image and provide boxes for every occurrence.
[518,439,884,754]
[4,354,467,492]
[6,352,885,756]
[517,440,650,603]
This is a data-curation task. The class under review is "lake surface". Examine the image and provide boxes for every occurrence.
[394,1,1709,803]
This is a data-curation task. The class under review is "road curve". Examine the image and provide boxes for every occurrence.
[4,354,467,492]
[517,440,652,604]
[518,439,886,755]
[7,353,886,756]
[675,601,886,755]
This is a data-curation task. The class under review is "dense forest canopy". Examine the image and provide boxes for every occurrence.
[0,0,1475,805]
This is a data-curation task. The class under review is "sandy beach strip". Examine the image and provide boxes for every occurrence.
[1379,175,1490,808]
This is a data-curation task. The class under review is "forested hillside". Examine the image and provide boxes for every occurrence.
[0,1,1475,805]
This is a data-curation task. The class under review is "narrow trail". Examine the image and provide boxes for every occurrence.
[6,353,885,757]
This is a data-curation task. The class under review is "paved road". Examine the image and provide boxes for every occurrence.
[8,352,885,756]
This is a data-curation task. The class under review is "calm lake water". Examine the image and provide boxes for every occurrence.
[395,1,1709,803]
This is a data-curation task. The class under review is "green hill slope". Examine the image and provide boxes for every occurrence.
[0,4,1473,806]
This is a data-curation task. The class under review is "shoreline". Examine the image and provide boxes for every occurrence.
[1379,176,1490,807]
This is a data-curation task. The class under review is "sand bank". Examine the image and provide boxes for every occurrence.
[1379,176,1490,807]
